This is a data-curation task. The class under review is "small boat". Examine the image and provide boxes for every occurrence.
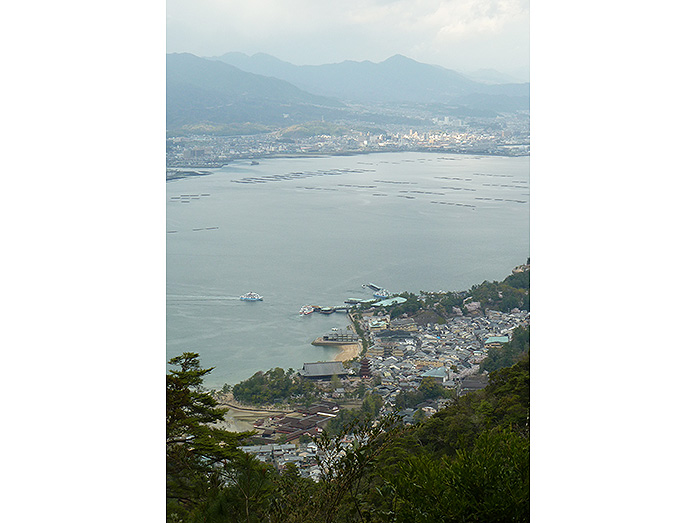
[250,160,260,165]
[374,289,390,299]
[299,305,314,315]
[240,292,263,301]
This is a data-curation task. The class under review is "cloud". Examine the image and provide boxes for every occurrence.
[167,0,529,74]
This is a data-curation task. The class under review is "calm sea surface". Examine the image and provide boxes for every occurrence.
[167,152,529,388]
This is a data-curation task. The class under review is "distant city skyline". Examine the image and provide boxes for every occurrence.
[166,0,530,81]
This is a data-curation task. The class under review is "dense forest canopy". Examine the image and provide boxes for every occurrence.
[166,347,530,522]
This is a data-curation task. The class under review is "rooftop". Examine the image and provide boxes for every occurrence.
[299,361,348,378]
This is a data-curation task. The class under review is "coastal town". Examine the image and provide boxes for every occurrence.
[166,115,529,170]
[215,268,530,479]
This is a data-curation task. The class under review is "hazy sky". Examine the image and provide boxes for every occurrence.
[167,0,529,79]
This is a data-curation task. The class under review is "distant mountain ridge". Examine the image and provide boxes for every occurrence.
[210,52,529,104]
[166,53,345,129]
[166,52,529,133]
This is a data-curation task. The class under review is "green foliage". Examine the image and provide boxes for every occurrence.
[232,367,319,406]
[354,381,367,399]
[361,392,383,418]
[267,464,324,523]
[389,292,422,318]
[482,325,530,373]
[190,453,276,523]
[166,327,531,522]
[166,353,252,521]
[390,291,468,321]
[383,429,529,522]
[313,415,404,523]
[504,269,530,290]
[349,313,369,352]
[438,291,465,313]
[409,352,530,457]
[467,268,530,313]
[394,377,453,410]
[325,393,384,437]
[168,122,273,137]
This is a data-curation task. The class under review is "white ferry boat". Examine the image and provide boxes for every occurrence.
[240,292,263,301]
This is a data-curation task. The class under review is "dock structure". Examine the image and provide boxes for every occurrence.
[315,306,351,314]
[311,330,360,346]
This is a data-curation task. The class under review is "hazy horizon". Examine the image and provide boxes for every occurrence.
[171,49,529,84]
[166,0,530,81]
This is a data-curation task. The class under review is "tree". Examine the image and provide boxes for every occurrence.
[355,382,366,399]
[394,377,453,410]
[232,367,319,405]
[190,453,276,523]
[167,352,251,521]
[313,415,403,523]
[482,326,530,373]
[383,429,529,522]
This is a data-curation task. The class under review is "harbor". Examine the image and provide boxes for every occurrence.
[311,322,362,362]
[299,282,390,316]
[166,152,530,388]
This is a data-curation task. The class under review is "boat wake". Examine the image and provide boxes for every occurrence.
[167,295,240,301]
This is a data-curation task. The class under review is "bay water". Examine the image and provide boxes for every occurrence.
[166,152,529,388]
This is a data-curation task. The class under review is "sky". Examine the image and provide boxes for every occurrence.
[166,0,530,80]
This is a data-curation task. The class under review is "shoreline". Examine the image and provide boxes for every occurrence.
[332,343,361,362]
[332,316,362,362]
[166,147,530,170]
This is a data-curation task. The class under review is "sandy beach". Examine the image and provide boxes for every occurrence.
[332,315,362,361]
[333,343,361,361]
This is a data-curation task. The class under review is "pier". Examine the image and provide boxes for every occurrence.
[311,305,351,314]
[311,330,360,346]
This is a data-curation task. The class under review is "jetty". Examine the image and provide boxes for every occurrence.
[311,305,351,314]
[311,330,360,346]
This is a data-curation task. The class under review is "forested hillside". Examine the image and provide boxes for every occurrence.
[167,348,530,521]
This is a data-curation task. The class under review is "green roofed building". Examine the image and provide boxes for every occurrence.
[373,296,407,307]
[484,336,510,348]
[421,366,448,383]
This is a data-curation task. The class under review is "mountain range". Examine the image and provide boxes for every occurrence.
[167,53,346,130]
[210,52,529,103]
[166,52,529,133]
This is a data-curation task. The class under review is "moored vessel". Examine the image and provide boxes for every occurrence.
[299,305,314,315]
